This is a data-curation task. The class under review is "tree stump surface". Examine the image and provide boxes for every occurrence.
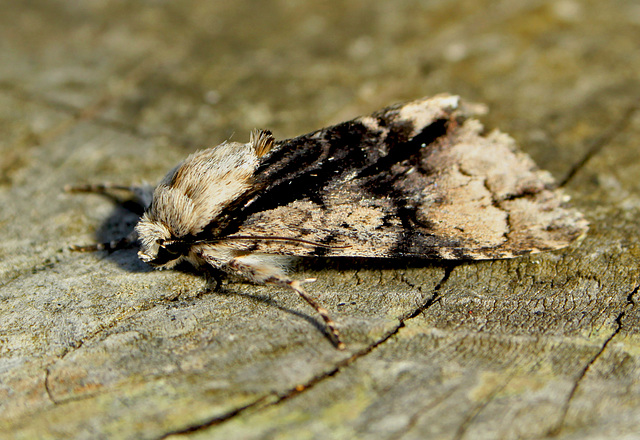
[1,1,639,439]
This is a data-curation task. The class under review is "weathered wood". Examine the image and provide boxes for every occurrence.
[1,1,639,439]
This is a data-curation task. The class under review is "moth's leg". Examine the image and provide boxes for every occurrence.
[287,279,346,350]
[64,182,154,212]
[225,254,345,350]
[200,264,224,292]
[69,230,138,252]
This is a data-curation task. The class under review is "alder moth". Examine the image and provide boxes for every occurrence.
[68,95,588,349]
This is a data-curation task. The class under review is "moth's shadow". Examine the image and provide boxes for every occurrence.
[212,287,334,339]
[297,255,450,273]
[90,202,149,273]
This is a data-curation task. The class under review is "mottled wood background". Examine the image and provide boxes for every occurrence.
[1,1,639,439]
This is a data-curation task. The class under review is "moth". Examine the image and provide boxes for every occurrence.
[67,94,588,349]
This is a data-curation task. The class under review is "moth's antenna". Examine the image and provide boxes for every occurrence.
[198,235,351,249]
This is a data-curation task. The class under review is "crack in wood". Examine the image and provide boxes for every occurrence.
[43,367,58,405]
[546,282,639,437]
[156,396,271,439]
[453,372,515,440]
[388,384,461,440]
[560,99,639,187]
[39,298,182,405]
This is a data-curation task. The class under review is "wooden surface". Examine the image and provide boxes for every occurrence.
[1,1,639,439]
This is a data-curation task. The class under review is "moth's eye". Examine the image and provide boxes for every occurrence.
[156,238,165,246]
[164,240,189,256]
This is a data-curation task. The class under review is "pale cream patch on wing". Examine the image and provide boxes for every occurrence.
[397,95,460,137]
[417,168,509,248]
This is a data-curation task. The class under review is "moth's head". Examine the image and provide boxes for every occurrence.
[135,215,189,269]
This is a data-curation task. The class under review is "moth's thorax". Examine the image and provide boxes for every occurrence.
[149,141,259,237]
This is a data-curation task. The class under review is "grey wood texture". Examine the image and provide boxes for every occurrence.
[1,1,639,439]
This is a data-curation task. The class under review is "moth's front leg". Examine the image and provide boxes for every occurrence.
[204,251,345,349]
[64,182,154,211]
[69,230,138,253]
